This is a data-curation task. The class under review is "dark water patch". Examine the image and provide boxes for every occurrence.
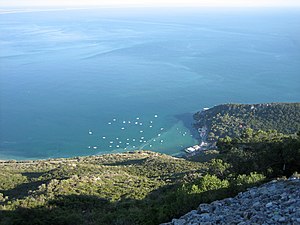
[174,113,199,140]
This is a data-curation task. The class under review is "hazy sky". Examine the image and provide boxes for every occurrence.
[1,0,300,8]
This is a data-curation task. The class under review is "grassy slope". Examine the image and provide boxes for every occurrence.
[0,151,207,225]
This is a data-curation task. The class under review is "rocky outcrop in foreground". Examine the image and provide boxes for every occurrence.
[162,177,300,225]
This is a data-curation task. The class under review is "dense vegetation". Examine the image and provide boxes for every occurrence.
[217,128,300,177]
[1,103,299,225]
[0,151,267,225]
[194,103,300,142]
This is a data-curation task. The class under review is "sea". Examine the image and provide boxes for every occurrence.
[0,7,300,160]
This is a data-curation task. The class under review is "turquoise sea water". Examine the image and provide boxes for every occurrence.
[0,8,300,159]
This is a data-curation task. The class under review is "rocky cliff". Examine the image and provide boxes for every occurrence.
[162,177,300,225]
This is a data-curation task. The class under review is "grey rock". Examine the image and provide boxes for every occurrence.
[172,219,185,225]
[272,215,281,222]
[200,213,210,220]
[265,202,273,208]
[181,210,197,220]
[161,178,300,225]
[237,222,246,225]
[252,201,260,209]
[201,223,212,225]
[243,211,253,219]
[197,203,211,214]
[224,197,233,205]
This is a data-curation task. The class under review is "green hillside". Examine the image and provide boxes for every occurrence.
[194,103,300,142]
[0,150,272,225]
[0,151,209,225]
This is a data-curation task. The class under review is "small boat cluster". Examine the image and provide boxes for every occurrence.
[86,114,195,151]
[87,114,165,151]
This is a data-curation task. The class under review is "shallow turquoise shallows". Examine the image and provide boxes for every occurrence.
[1,8,300,159]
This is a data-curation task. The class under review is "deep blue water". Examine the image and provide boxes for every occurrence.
[0,8,300,159]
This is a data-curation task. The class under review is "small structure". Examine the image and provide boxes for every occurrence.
[184,145,201,153]
[184,142,209,154]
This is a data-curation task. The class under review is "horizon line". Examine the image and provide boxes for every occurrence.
[1,5,300,10]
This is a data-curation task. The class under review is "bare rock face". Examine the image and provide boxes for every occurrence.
[162,177,300,225]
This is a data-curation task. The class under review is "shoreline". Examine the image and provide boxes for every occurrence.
[0,150,185,163]
[0,150,186,163]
